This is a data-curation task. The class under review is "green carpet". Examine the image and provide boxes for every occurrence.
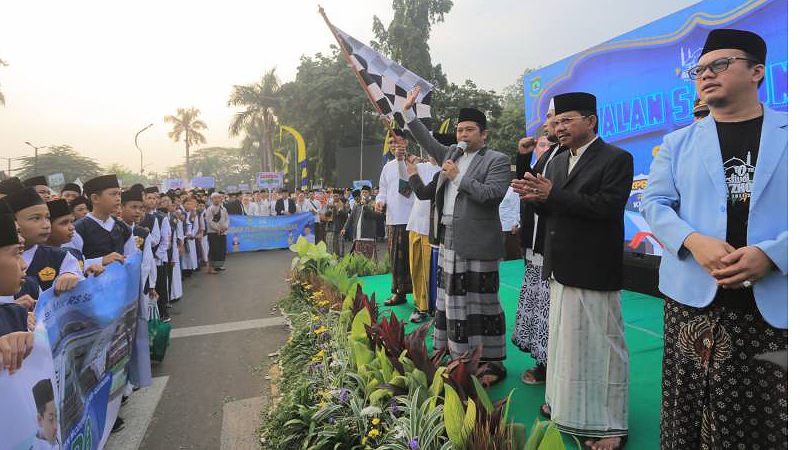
[360,259,664,449]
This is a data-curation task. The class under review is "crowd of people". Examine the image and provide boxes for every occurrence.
[0,28,788,449]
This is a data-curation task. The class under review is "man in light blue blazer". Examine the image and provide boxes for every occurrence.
[641,29,787,448]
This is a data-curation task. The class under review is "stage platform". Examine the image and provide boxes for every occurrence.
[361,258,664,449]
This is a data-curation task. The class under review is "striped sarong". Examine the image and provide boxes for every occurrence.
[387,225,413,295]
[433,224,505,361]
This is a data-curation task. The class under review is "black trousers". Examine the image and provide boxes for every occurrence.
[155,264,170,319]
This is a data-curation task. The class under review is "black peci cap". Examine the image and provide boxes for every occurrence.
[47,199,72,219]
[0,213,20,247]
[457,108,487,129]
[61,183,81,194]
[22,175,48,188]
[0,177,24,196]
[83,174,120,197]
[701,28,766,63]
[4,187,45,213]
[553,92,597,115]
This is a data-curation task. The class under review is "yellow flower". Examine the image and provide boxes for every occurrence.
[368,428,380,438]
[361,436,367,445]
[371,417,380,425]
[318,401,327,408]
[312,315,321,321]
[313,326,329,335]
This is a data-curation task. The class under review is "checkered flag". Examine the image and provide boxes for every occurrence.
[333,26,433,130]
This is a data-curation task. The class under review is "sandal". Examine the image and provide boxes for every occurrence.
[480,363,507,387]
[539,403,551,419]
[521,364,546,385]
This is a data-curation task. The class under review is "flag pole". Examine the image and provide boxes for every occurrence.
[318,5,398,139]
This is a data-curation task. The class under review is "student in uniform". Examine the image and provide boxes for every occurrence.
[45,199,105,278]
[118,187,155,389]
[22,176,51,201]
[0,177,25,200]
[180,196,200,276]
[4,187,83,293]
[204,192,229,274]
[143,189,171,322]
[158,193,184,304]
[0,212,35,362]
[70,175,137,268]
[59,183,82,204]
[69,196,90,220]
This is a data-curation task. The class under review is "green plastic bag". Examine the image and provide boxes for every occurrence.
[148,319,172,362]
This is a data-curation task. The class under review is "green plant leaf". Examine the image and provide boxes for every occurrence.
[462,398,477,443]
[524,419,549,450]
[539,421,567,450]
[471,375,494,413]
[349,307,372,343]
[443,384,466,450]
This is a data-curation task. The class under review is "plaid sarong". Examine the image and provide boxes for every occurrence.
[387,225,412,295]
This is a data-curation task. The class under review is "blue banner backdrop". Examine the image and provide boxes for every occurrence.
[226,212,315,253]
[523,0,787,256]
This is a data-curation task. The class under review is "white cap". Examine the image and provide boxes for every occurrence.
[548,98,555,111]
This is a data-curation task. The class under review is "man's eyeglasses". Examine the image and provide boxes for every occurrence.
[687,56,760,80]
[552,115,587,127]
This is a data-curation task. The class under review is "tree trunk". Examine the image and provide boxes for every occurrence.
[185,136,191,181]
[264,108,274,172]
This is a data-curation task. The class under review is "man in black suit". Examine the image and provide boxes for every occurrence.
[516,92,633,450]
[274,189,296,215]
[224,192,245,215]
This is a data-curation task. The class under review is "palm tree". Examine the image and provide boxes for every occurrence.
[164,107,208,180]
[228,68,282,172]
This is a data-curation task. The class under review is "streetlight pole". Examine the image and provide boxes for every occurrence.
[24,142,47,175]
[359,103,365,180]
[135,123,154,181]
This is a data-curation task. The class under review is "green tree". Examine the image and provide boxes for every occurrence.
[0,58,7,106]
[164,107,208,180]
[166,147,254,190]
[228,68,282,172]
[488,74,527,157]
[279,50,385,183]
[105,163,140,187]
[371,0,452,87]
[16,145,102,185]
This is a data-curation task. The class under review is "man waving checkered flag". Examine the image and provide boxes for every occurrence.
[321,10,433,131]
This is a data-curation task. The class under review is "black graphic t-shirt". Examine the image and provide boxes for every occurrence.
[713,115,762,308]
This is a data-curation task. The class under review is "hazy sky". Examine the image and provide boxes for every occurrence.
[0,0,702,176]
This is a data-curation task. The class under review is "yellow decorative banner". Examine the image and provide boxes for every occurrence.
[280,125,307,188]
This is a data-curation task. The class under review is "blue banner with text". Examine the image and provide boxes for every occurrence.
[226,212,315,253]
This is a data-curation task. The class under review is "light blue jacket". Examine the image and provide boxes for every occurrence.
[640,105,787,328]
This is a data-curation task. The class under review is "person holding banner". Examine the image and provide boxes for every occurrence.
[0,212,35,372]
[376,129,415,307]
[275,189,296,215]
[401,87,512,386]
[205,192,229,274]
[4,187,84,294]
[641,29,787,448]
[46,199,105,278]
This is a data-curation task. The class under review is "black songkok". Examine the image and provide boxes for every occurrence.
[433,132,457,146]
[69,196,89,210]
[61,183,81,195]
[553,92,597,115]
[5,187,45,213]
[0,177,24,196]
[22,176,48,188]
[121,189,144,204]
[83,175,120,197]
[701,28,766,63]
[457,108,487,129]
[144,186,160,194]
[47,199,71,219]
[0,213,19,247]
[32,379,54,414]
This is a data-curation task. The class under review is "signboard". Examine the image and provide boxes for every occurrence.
[226,212,315,252]
[523,0,788,256]
[352,180,373,190]
[191,176,215,188]
[238,183,250,192]
[225,185,237,193]
[256,172,284,189]
[47,172,65,187]
[162,179,186,191]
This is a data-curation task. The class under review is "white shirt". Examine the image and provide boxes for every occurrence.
[406,162,440,235]
[568,136,599,174]
[443,149,478,216]
[155,214,171,265]
[126,223,158,290]
[498,186,520,232]
[376,159,415,225]
[23,244,85,281]
[244,202,259,216]
[297,199,321,223]
[69,212,138,267]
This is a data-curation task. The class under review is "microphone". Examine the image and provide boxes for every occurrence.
[452,141,468,162]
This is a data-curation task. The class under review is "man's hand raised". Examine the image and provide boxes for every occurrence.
[402,86,421,111]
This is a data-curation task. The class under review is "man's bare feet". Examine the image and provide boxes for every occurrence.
[585,436,625,450]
